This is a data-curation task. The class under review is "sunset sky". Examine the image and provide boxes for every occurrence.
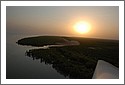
[6,6,119,40]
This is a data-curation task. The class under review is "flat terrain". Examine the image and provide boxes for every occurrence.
[17,36,119,79]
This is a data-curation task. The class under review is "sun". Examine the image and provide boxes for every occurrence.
[74,21,91,34]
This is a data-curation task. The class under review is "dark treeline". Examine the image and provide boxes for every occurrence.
[17,36,67,46]
[18,36,119,79]
[26,47,97,79]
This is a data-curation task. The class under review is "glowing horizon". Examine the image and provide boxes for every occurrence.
[6,6,119,40]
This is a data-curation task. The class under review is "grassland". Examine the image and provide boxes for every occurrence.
[17,36,119,79]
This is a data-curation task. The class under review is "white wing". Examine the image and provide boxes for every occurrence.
[92,60,119,79]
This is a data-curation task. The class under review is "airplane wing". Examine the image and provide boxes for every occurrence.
[92,60,119,79]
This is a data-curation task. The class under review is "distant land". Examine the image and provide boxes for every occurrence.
[17,36,119,79]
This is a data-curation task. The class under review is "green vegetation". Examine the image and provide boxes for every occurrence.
[17,36,119,79]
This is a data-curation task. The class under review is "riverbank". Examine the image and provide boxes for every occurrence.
[33,38,80,49]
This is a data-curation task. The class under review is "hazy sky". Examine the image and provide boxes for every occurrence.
[6,6,119,40]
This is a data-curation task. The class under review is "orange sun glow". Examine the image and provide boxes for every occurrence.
[73,21,91,34]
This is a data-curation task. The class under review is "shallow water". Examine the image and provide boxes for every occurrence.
[28,44,65,50]
[6,35,68,79]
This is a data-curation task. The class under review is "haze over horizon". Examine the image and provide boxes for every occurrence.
[6,6,119,40]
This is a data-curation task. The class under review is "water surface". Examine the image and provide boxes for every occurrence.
[6,35,67,79]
